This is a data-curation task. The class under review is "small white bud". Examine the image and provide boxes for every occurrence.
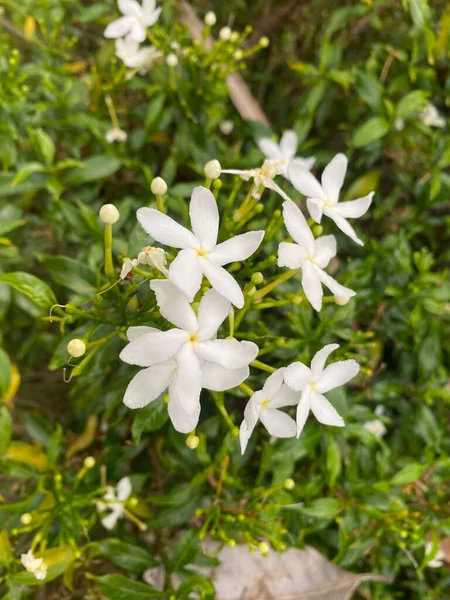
[219,26,232,41]
[21,513,32,525]
[84,456,96,469]
[186,435,200,449]
[259,36,269,48]
[67,339,86,358]
[219,120,234,135]
[170,41,180,50]
[151,177,168,196]
[204,11,216,26]
[166,53,178,67]
[99,204,120,225]
[204,159,221,180]
[334,295,351,306]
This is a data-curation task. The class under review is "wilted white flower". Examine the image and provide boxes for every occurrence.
[278,200,355,312]
[115,37,160,70]
[363,419,387,438]
[137,246,168,275]
[120,281,258,432]
[257,130,315,179]
[221,160,291,201]
[21,550,47,581]
[104,0,162,43]
[240,369,298,454]
[105,127,128,143]
[284,344,360,437]
[120,258,139,279]
[288,154,374,246]
[97,476,132,530]
[425,541,445,568]
[219,120,234,135]
[421,103,445,128]
[137,186,264,308]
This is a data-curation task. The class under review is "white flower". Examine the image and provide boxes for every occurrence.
[284,344,359,437]
[105,127,128,143]
[97,476,132,530]
[421,103,445,128]
[104,0,162,43]
[425,541,445,568]
[288,154,374,246]
[120,258,138,279]
[137,186,264,308]
[221,160,292,201]
[278,200,355,312]
[363,419,387,438]
[257,130,315,179]
[120,281,259,433]
[115,36,160,70]
[21,550,47,580]
[239,369,298,454]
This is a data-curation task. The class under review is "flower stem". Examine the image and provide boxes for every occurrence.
[103,224,115,280]
[250,359,276,373]
[239,382,254,396]
[212,392,238,436]
[156,194,164,213]
[254,269,299,301]
[204,178,212,189]
[233,184,255,221]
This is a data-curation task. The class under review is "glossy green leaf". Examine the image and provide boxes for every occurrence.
[0,272,57,309]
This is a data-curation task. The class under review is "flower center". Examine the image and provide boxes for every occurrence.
[307,254,315,263]
[195,247,209,258]
[310,379,317,391]
[189,332,198,344]
[324,199,333,208]
[261,398,270,409]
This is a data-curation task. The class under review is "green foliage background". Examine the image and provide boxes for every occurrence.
[0,0,449,598]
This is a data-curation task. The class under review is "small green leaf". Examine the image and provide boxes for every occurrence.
[326,436,342,489]
[95,539,157,574]
[11,162,46,186]
[395,90,428,118]
[29,129,55,166]
[391,462,425,485]
[131,396,168,443]
[351,117,390,148]
[296,498,341,519]
[0,347,11,397]
[0,272,57,309]
[95,574,163,599]
[35,254,97,295]
[0,406,12,456]
[63,156,121,184]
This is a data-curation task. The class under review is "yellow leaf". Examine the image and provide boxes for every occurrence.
[24,16,36,39]
[5,442,47,471]
[344,169,380,201]
[4,363,20,405]
[42,545,75,566]
[66,415,98,460]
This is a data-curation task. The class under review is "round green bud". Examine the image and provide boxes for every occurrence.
[128,497,138,507]
[312,225,323,237]
[251,272,264,284]
[259,36,269,48]
[21,513,32,525]
[228,539,236,547]
[258,541,270,555]
[166,53,179,67]
[186,435,200,449]
[284,478,295,490]
[67,338,86,358]
[292,295,303,305]
[234,49,244,60]
[83,456,95,469]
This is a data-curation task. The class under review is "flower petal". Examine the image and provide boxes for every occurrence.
[200,260,244,308]
[288,161,324,200]
[310,391,345,427]
[195,339,258,369]
[270,383,300,408]
[117,476,132,501]
[137,207,197,249]
[260,408,297,438]
[128,20,147,43]
[197,289,231,341]
[316,359,360,393]
[284,362,312,391]
[302,260,323,311]
[189,186,219,250]
[326,212,364,246]
[314,265,356,299]
[306,198,324,223]
[104,16,134,38]
[261,369,285,398]
[279,130,298,159]
[333,192,374,219]
[123,361,175,408]
[310,343,339,378]
[126,326,160,341]
[120,330,187,366]
[167,381,200,433]
[168,248,203,302]
[282,200,315,254]
[101,509,121,530]
[142,3,161,25]
[208,230,265,266]
[150,279,197,331]
[257,137,282,160]
[201,362,249,391]
[277,242,305,269]
[239,420,253,454]
[118,0,141,16]
[174,345,202,415]
[243,394,262,431]
[321,153,347,205]
[296,387,311,437]
[314,235,336,268]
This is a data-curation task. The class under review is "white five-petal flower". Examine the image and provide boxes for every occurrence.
[257,130,315,179]
[120,281,258,433]
[137,186,264,308]
[104,0,162,43]
[97,476,132,530]
[278,200,355,311]
[239,369,298,454]
[284,344,359,437]
[115,36,161,70]
[21,550,47,581]
[288,153,374,246]
[221,160,293,200]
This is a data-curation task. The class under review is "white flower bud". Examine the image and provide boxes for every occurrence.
[219,120,234,135]
[166,53,178,67]
[334,295,351,306]
[204,159,221,180]
[151,177,168,196]
[84,456,96,469]
[259,36,270,48]
[67,339,86,358]
[204,11,216,26]
[219,26,232,41]
[230,31,239,42]
[99,204,120,225]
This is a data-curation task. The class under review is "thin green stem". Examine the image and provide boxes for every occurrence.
[254,269,299,301]
[156,194,164,213]
[103,224,115,279]
[239,382,254,396]
[250,359,276,373]
[212,392,238,436]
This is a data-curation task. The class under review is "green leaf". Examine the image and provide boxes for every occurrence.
[0,347,11,397]
[63,156,121,184]
[0,406,12,456]
[151,493,200,528]
[0,272,57,309]
[296,498,341,519]
[29,129,55,166]
[95,575,163,599]
[35,254,97,295]
[326,436,342,489]
[351,117,390,148]
[11,162,46,186]
[391,462,425,485]
[395,90,428,118]
[0,172,48,196]
[176,575,215,600]
[131,396,168,443]
[95,539,157,574]
[12,561,70,586]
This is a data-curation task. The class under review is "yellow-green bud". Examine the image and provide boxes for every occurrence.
[230,32,239,42]
[67,339,86,358]
[284,478,295,490]
[259,36,269,48]
[234,50,243,60]
[312,225,323,237]
[186,434,200,449]
[21,513,32,525]
[258,541,270,555]
[99,204,120,224]
[204,159,221,180]
[151,177,167,196]
[227,539,236,547]
[128,497,138,507]
[84,456,95,469]
[251,272,264,284]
